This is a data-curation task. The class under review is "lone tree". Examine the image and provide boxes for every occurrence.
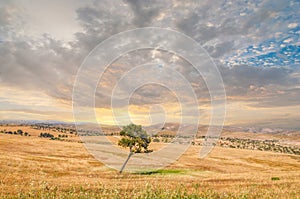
[118,123,152,173]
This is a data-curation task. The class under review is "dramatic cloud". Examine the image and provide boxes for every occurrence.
[0,0,299,128]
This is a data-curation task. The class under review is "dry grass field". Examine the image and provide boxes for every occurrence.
[0,125,299,198]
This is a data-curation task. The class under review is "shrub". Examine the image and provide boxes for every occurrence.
[39,132,54,138]
[17,129,23,136]
[271,177,280,181]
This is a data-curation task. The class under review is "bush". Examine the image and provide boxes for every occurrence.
[153,138,160,142]
[17,129,23,136]
[59,134,68,138]
[271,177,280,181]
[39,132,54,138]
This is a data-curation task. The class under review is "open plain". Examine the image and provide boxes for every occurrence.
[0,125,299,198]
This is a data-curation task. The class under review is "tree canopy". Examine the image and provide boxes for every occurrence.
[118,123,152,153]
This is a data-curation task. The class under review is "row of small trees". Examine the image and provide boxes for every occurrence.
[33,125,77,135]
[0,129,30,136]
[39,132,69,139]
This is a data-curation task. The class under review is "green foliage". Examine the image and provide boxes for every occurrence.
[137,169,184,175]
[17,129,23,136]
[271,177,280,181]
[118,123,152,153]
[58,134,68,138]
[39,132,54,138]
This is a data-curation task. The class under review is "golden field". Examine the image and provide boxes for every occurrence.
[0,125,299,198]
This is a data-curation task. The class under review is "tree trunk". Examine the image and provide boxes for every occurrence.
[119,151,133,173]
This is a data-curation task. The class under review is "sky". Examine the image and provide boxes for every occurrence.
[0,0,300,129]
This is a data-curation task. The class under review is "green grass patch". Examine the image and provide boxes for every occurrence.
[136,169,185,175]
[271,177,280,181]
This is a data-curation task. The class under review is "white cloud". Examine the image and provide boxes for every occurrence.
[288,23,298,29]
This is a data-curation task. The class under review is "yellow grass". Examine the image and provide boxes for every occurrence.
[0,125,299,198]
